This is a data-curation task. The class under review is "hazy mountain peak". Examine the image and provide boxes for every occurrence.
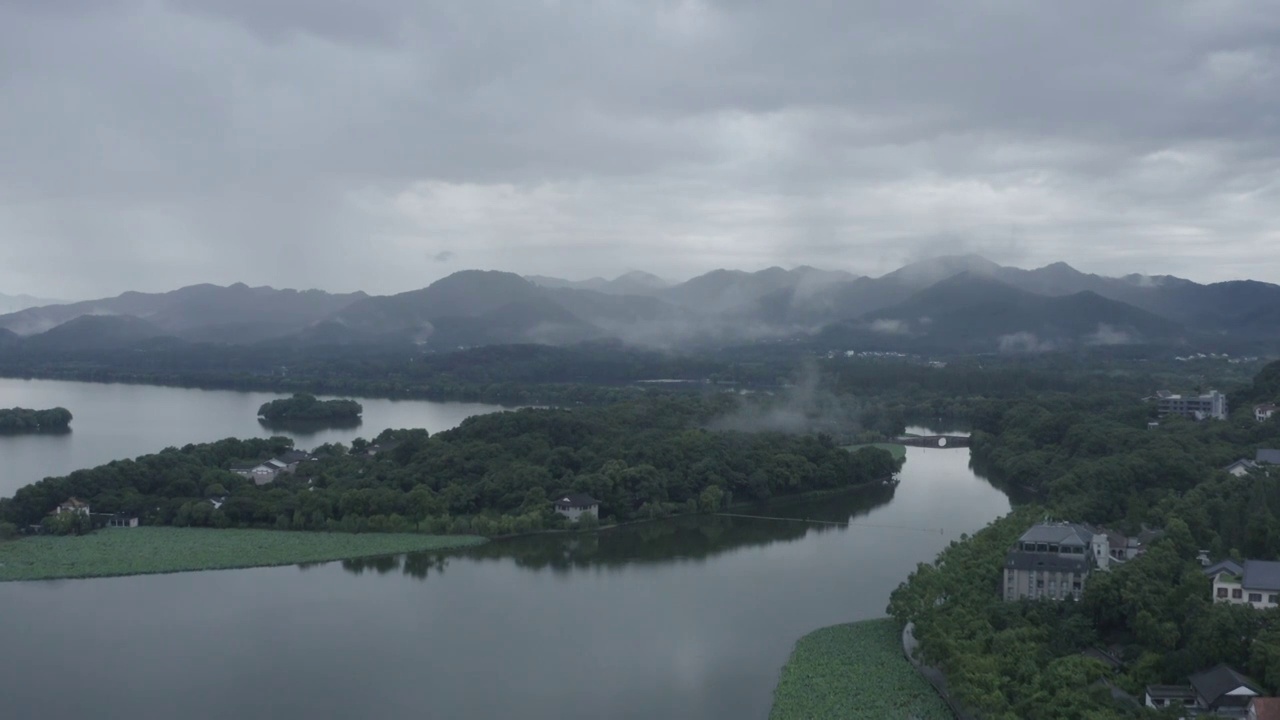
[880,254,1004,287]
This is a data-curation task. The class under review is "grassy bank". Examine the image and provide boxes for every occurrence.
[843,442,908,461]
[0,528,486,582]
[770,618,951,720]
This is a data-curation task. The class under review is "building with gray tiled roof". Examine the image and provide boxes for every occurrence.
[1207,558,1280,609]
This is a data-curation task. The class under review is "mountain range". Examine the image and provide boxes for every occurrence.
[3,255,1279,354]
[0,293,65,313]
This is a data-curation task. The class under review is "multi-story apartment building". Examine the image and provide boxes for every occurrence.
[1155,390,1229,421]
[1206,559,1280,609]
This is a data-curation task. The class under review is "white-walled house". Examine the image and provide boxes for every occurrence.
[552,494,600,522]
[1207,559,1280,609]
[1257,404,1279,422]
[56,498,90,516]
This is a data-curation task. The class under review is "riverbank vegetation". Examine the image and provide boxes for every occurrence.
[769,618,952,720]
[0,394,902,537]
[0,527,485,581]
[0,406,71,432]
[886,359,1280,719]
[257,393,362,421]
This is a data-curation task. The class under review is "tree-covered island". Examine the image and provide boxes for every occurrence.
[257,393,362,422]
[0,406,72,433]
[0,393,902,580]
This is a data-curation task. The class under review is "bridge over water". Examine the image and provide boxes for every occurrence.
[897,435,972,449]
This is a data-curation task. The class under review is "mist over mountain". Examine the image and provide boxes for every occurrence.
[4,256,1279,355]
[526,270,670,296]
[823,273,1188,353]
[0,293,66,313]
[21,314,175,352]
[0,284,366,342]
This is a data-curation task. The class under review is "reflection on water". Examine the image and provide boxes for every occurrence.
[338,483,898,581]
[257,416,364,436]
[0,426,72,437]
[1,425,1012,720]
[967,451,1040,506]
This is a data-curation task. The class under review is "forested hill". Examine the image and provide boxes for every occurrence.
[887,360,1280,719]
[0,395,901,535]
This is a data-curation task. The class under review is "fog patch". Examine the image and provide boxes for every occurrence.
[706,363,862,438]
[870,319,910,335]
[1085,323,1136,346]
[998,331,1055,353]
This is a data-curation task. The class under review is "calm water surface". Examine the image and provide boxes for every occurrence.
[1,384,1010,720]
[0,377,505,498]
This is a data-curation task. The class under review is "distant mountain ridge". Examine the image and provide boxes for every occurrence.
[0,293,66,313]
[0,283,367,342]
[2,256,1278,354]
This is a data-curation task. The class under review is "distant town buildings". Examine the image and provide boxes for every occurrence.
[1155,390,1229,421]
[1256,404,1278,423]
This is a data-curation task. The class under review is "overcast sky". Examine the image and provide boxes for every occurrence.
[2,0,1278,298]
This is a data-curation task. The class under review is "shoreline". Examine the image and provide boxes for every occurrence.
[0,527,487,582]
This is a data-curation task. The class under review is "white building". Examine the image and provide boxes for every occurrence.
[56,498,90,516]
[1256,404,1278,422]
[1206,559,1280,609]
[552,494,600,522]
[1156,390,1229,421]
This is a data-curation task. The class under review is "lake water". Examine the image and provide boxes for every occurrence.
[0,380,1011,719]
[0,377,506,499]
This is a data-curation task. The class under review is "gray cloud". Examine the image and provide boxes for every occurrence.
[432,251,455,263]
[1,0,1279,297]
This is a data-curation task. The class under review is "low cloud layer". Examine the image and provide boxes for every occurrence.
[1086,323,1138,346]
[998,331,1057,354]
[2,1,1279,298]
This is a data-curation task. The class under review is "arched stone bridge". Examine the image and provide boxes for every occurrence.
[897,435,972,449]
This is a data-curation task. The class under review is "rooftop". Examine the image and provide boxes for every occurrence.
[553,493,600,509]
[1189,664,1261,707]
[1251,697,1280,720]
[1257,449,1280,465]
[1018,522,1096,547]
[1144,685,1196,701]
[1244,560,1280,591]
[1224,459,1259,472]
[1205,559,1245,578]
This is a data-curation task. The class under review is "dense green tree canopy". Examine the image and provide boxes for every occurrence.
[257,393,362,421]
[1,394,901,538]
[0,406,72,432]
